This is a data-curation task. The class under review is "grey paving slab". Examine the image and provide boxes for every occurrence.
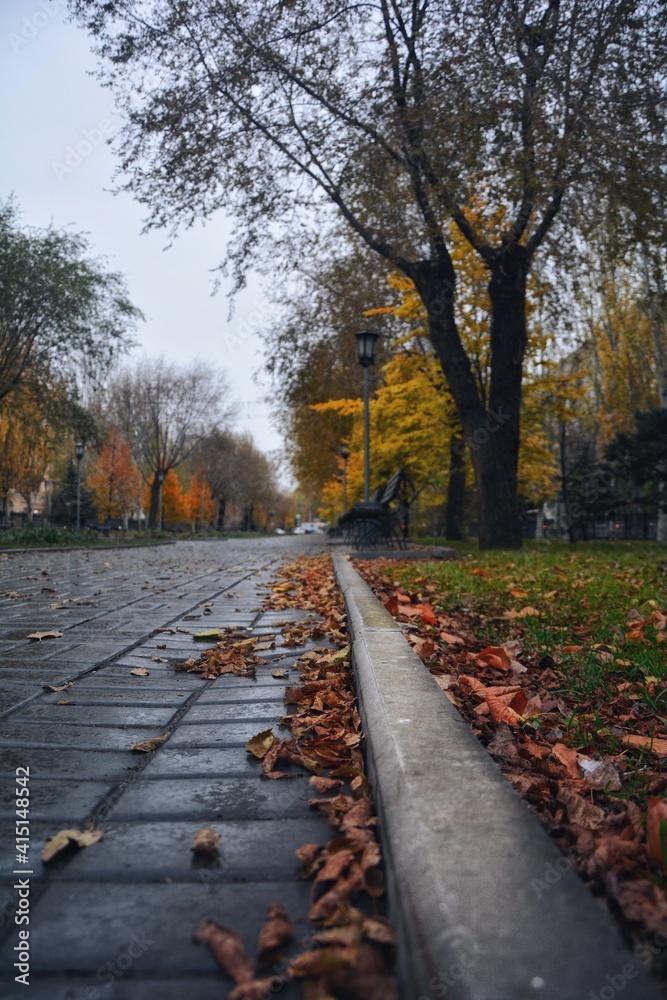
[0,779,113,822]
[0,725,164,751]
[50,817,331,881]
[0,748,132,781]
[109,774,312,821]
[180,701,287,722]
[16,705,178,727]
[140,746,258,776]
[0,880,313,975]
[166,721,289,748]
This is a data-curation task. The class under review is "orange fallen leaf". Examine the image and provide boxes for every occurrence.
[27,630,63,641]
[551,742,581,779]
[486,691,523,726]
[459,675,487,698]
[193,920,254,983]
[621,735,667,756]
[477,646,511,671]
[646,799,667,870]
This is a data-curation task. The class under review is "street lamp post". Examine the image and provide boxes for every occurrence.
[340,445,350,515]
[157,470,165,531]
[355,330,381,502]
[75,441,84,531]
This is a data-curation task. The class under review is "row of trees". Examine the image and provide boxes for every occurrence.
[70,0,667,548]
[0,200,290,532]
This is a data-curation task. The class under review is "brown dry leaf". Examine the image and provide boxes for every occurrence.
[257,902,293,965]
[459,674,487,698]
[41,828,103,862]
[192,920,254,983]
[296,843,324,878]
[558,784,606,829]
[246,729,279,759]
[477,646,511,671]
[646,798,667,869]
[55,699,74,705]
[27,630,63,641]
[130,667,150,677]
[229,978,283,1000]
[130,734,168,753]
[486,691,523,726]
[310,776,344,793]
[621,734,667,756]
[503,606,540,620]
[43,683,71,692]
[309,869,364,921]
[551,742,581,779]
[440,630,464,645]
[272,668,289,678]
[191,827,220,856]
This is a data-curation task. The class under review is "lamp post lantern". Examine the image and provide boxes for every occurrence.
[355,330,380,502]
[157,469,165,531]
[340,445,350,515]
[75,441,84,531]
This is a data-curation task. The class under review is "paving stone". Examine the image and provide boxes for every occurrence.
[0,881,314,974]
[0,779,114,822]
[183,701,286,722]
[40,690,187,708]
[0,725,165,751]
[196,682,291,703]
[139,747,256,777]
[166,721,289,748]
[0,747,134,781]
[17,705,178,728]
[51,816,331,882]
[109,774,313,821]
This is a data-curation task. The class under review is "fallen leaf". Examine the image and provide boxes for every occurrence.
[477,646,511,671]
[310,776,344,793]
[460,675,487,698]
[191,827,221,856]
[551,742,581,779]
[131,734,168,753]
[272,668,288,679]
[130,667,150,677]
[27,630,63,641]
[41,828,103,863]
[621,735,667,756]
[43,683,71,692]
[486,691,523,726]
[193,628,225,640]
[229,979,282,1000]
[55,699,74,705]
[193,920,254,983]
[246,729,279,759]
[257,902,293,965]
[646,799,667,870]
[558,784,606,829]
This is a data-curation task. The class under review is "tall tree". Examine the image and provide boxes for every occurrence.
[0,199,140,404]
[108,357,233,526]
[71,0,666,547]
[86,427,143,524]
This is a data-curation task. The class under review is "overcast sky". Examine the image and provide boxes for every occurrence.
[0,0,285,463]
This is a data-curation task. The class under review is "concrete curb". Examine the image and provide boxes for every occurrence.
[332,552,661,1000]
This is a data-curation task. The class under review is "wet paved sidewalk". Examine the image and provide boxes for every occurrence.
[0,536,331,1000]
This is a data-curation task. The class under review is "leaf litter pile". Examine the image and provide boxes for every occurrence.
[189,555,397,1000]
[356,543,667,987]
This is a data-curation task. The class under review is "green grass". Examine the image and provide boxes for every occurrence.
[386,541,667,723]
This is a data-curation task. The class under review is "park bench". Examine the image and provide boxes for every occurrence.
[339,469,411,550]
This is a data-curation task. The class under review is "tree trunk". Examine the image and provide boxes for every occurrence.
[445,435,465,540]
[148,477,160,528]
[412,250,527,549]
[216,496,227,530]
